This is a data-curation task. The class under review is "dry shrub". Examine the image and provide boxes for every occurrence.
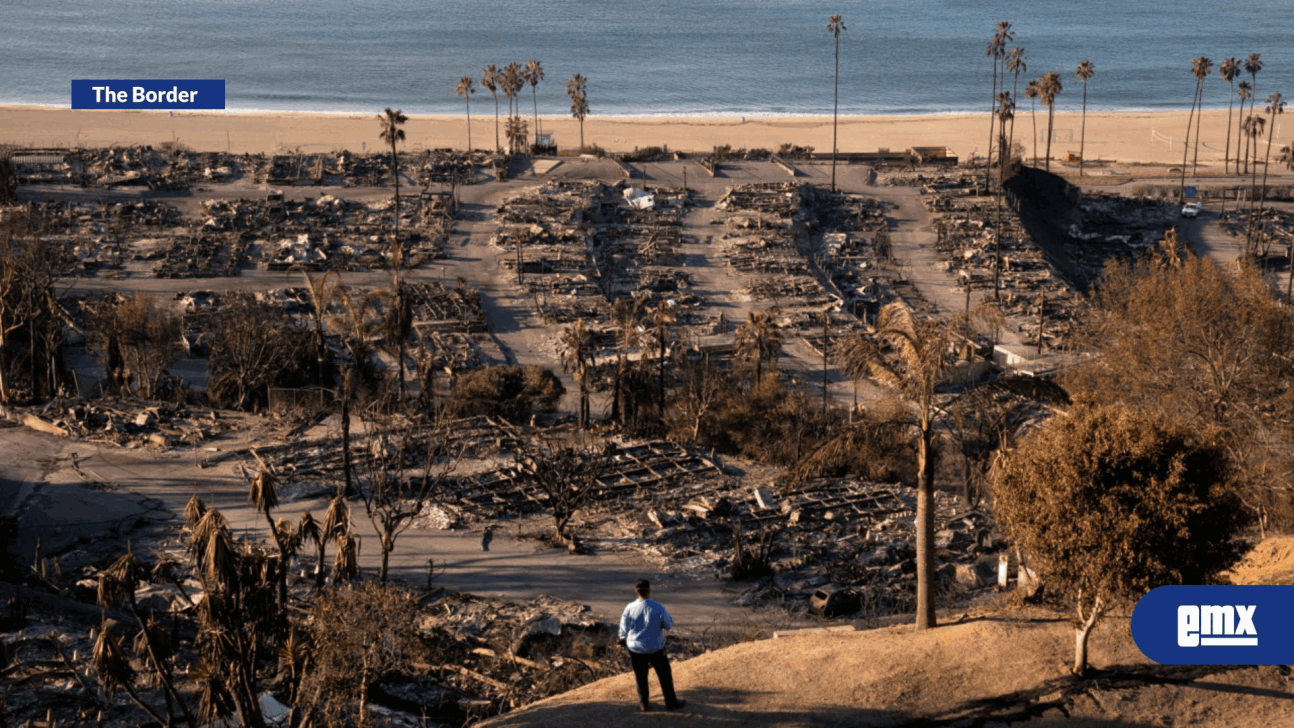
[298,582,424,727]
[445,365,564,422]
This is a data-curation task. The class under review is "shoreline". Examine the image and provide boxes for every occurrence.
[1,105,1284,165]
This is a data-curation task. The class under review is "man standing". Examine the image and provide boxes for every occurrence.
[619,578,685,712]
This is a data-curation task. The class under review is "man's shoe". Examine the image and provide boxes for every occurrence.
[666,699,686,711]
[639,703,652,712]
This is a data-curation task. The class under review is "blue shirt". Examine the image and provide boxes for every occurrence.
[619,597,673,653]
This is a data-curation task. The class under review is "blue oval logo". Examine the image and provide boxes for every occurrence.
[1132,585,1294,664]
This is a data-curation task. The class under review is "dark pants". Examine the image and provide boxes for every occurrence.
[629,648,679,708]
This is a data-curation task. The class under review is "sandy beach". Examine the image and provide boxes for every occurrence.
[1,105,1287,167]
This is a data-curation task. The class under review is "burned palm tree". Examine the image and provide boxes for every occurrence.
[456,76,475,152]
[828,14,846,192]
[735,310,783,388]
[559,318,596,429]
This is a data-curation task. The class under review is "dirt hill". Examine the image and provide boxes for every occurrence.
[480,538,1294,727]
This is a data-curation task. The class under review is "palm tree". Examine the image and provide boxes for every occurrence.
[297,510,326,588]
[1237,81,1253,174]
[994,91,1015,301]
[854,303,986,630]
[524,60,545,144]
[1039,71,1062,171]
[482,65,500,153]
[378,107,407,252]
[828,14,846,192]
[503,62,523,120]
[1191,57,1213,176]
[734,310,782,388]
[1243,113,1267,252]
[1025,78,1040,164]
[1075,61,1094,178]
[984,22,1013,189]
[1006,47,1027,163]
[559,318,595,429]
[456,76,475,152]
[567,74,589,150]
[378,108,410,400]
[1256,92,1285,253]
[1180,57,1212,202]
[1244,54,1264,173]
[1219,58,1240,173]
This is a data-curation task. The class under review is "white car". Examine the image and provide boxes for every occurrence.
[1181,202,1203,218]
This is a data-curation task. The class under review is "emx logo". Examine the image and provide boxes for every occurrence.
[1133,586,1294,664]
[1177,605,1257,647]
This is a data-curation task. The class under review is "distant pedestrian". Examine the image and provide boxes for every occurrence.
[481,526,494,552]
[619,578,684,712]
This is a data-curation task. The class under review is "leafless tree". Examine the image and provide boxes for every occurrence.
[516,438,615,550]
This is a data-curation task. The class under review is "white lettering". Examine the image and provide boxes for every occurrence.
[1178,605,1199,647]
[1236,605,1257,636]
[93,86,105,103]
[1202,605,1234,636]
[132,86,144,103]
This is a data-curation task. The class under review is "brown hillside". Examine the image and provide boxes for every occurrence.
[481,539,1294,727]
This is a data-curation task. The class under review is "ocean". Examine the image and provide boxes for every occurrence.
[2,0,1292,117]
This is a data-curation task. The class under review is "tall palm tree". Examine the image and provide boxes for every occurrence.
[456,76,475,152]
[1025,78,1041,164]
[1075,61,1094,178]
[1237,81,1253,174]
[984,22,1013,189]
[1180,57,1212,202]
[1243,54,1264,174]
[378,108,410,400]
[482,65,500,153]
[734,310,782,388]
[1243,113,1267,253]
[1006,47,1027,163]
[1256,92,1286,252]
[1191,57,1213,175]
[559,318,595,429]
[503,62,523,120]
[1040,71,1063,171]
[828,14,846,192]
[854,303,987,630]
[524,60,545,144]
[378,107,407,255]
[1219,58,1241,174]
[567,74,589,150]
[994,91,1015,301]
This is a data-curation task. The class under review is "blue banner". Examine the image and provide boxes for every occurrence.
[72,80,225,110]
[1132,585,1294,665]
